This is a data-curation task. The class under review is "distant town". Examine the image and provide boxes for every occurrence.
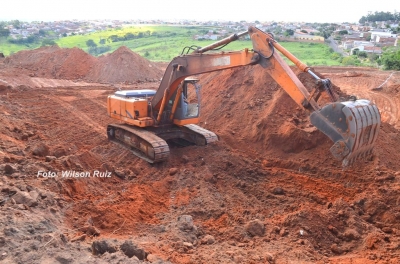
[1,18,399,56]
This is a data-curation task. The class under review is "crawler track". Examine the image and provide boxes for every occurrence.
[107,123,218,163]
[107,123,170,163]
[183,124,219,145]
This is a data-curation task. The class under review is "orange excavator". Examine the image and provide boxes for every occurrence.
[107,26,381,166]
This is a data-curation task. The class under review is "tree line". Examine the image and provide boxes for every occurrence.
[359,11,400,24]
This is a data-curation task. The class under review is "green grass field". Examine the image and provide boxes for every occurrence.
[0,25,341,66]
[0,36,40,55]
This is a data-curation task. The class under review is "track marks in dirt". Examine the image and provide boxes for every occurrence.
[319,70,400,128]
[30,77,98,88]
[368,91,399,127]
[335,83,400,128]
[46,95,106,137]
[5,87,120,162]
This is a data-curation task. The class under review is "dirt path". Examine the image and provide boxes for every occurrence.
[317,67,400,128]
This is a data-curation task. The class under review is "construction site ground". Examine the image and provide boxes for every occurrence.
[0,46,400,264]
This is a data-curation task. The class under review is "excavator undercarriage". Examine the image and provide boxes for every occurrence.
[107,123,218,163]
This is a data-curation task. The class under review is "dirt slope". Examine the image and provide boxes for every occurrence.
[198,65,347,166]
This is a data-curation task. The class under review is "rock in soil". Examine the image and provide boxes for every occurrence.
[12,191,38,207]
[169,167,178,176]
[120,240,147,260]
[4,164,15,174]
[91,240,118,255]
[32,143,50,157]
[177,215,195,231]
[245,219,265,237]
[201,234,216,245]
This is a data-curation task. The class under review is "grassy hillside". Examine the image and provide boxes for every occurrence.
[0,25,341,66]
[55,25,200,49]
[0,36,40,55]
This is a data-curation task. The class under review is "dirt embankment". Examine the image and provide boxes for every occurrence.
[85,46,163,84]
[4,46,96,80]
[2,45,163,86]
[0,47,399,263]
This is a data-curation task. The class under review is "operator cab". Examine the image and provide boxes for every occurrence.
[173,77,201,120]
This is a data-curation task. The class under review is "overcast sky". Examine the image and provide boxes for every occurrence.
[1,0,399,23]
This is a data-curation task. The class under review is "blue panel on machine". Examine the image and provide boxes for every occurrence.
[115,89,156,98]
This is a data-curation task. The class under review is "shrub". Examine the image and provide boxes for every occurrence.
[330,52,342,60]
[342,56,356,66]
[41,39,56,46]
[380,49,400,70]
[358,51,367,58]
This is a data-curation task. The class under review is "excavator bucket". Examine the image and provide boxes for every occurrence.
[310,99,380,166]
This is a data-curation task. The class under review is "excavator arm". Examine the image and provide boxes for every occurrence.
[151,27,322,117]
[150,26,380,166]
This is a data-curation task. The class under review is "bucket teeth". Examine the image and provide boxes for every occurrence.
[310,99,381,167]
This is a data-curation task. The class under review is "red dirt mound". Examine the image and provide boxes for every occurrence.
[4,46,97,80]
[85,46,163,84]
[197,65,344,164]
[3,46,163,85]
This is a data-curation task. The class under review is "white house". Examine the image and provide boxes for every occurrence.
[370,31,397,41]
[343,41,354,49]
[353,41,374,47]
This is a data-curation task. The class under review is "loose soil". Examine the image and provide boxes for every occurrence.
[0,46,399,264]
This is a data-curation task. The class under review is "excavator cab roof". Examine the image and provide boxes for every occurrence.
[184,77,199,82]
[114,89,156,98]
